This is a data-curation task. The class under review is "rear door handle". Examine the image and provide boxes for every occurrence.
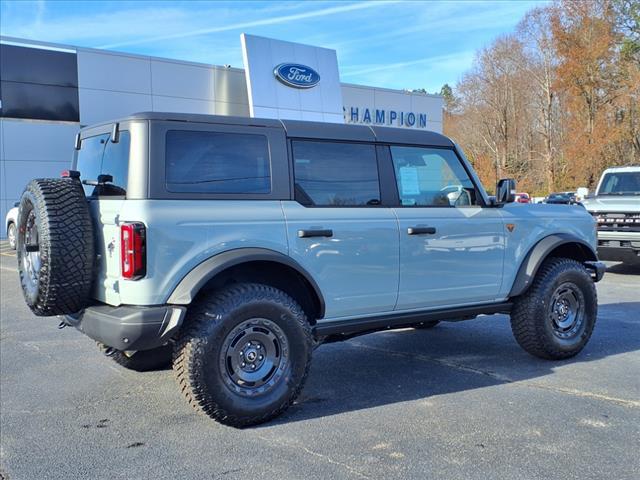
[407,226,436,235]
[298,229,333,238]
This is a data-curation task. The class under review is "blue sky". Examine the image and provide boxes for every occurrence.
[0,0,546,92]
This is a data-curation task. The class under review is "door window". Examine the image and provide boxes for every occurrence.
[390,146,478,207]
[292,140,380,206]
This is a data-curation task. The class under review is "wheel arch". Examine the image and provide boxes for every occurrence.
[509,234,598,297]
[166,248,326,322]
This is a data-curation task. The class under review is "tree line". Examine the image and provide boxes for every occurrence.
[441,0,639,195]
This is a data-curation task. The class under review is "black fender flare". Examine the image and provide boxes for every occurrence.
[166,247,326,318]
[508,234,598,297]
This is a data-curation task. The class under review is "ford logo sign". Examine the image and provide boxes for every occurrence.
[274,63,320,89]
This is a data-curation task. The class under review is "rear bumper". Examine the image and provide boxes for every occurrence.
[62,304,186,351]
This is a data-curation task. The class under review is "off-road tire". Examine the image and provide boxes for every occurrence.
[173,283,313,427]
[414,320,440,329]
[17,178,94,316]
[98,343,173,372]
[7,222,17,250]
[510,257,597,360]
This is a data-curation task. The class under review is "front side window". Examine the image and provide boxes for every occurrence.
[292,141,380,206]
[165,130,271,194]
[76,131,130,197]
[390,146,478,207]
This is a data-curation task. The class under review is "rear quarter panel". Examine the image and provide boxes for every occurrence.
[100,200,288,306]
[498,203,596,298]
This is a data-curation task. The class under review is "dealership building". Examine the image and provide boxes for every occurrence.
[0,34,443,233]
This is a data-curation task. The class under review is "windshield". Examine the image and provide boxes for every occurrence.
[598,172,640,196]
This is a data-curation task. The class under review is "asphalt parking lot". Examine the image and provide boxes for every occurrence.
[1,242,638,480]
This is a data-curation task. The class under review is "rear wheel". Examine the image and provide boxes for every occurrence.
[7,223,16,250]
[98,343,172,372]
[173,283,313,427]
[510,257,597,360]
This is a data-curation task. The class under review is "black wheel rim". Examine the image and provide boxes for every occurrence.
[220,318,289,397]
[548,282,585,339]
[21,209,41,296]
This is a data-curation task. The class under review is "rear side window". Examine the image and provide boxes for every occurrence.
[292,141,380,206]
[165,130,271,194]
[76,131,130,197]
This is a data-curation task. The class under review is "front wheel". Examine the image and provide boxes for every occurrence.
[173,283,313,427]
[510,257,597,360]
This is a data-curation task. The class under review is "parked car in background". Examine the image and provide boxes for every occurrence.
[582,166,640,265]
[515,192,530,203]
[544,192,578,205]
[4,204,18,250]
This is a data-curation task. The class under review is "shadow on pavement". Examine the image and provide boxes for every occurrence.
[267,302,640,426]
[605,262,640,276]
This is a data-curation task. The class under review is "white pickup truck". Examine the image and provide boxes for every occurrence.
[582,166,640,266]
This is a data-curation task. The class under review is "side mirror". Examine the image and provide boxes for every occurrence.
[495,178,516,204]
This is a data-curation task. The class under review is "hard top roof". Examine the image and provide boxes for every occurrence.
[82,111,453,147]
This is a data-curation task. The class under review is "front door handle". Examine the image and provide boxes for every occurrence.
[407,226,436,235]
[298,229,333,238]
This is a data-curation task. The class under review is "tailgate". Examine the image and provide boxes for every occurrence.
[89,199,124,306]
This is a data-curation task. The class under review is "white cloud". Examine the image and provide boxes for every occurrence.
[99,1,398,49]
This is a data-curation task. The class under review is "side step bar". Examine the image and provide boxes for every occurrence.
[314,302,512,337]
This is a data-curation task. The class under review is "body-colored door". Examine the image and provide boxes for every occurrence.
[283,139,399,320]
[388,145,505,310]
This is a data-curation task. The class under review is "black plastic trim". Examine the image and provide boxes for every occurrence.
[315,302,512,336]
[166,247,326,318]
[63,304,186,351]
[509,234,599,297]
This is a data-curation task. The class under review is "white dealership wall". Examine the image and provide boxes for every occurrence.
[0,35,443,236]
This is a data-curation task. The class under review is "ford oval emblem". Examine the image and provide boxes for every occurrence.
[274,63,320,89]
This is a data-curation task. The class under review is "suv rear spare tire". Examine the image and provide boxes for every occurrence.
[17,178,95,316]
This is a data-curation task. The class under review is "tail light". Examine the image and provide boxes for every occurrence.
[121,223,146,280]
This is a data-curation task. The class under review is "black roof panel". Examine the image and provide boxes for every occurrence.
[371,125,453,147]
[81,112,454,147]
[281,119,376,142]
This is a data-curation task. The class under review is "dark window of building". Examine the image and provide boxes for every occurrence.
[165,130,271,194]
[292,141,380,206]
[0,44,79,122]
[0,44,78,87]
[390,146,478,207]
[76,131,130,197]
[0,81,79,122]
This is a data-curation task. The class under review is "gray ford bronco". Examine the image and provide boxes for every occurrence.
[17,112,605,427]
